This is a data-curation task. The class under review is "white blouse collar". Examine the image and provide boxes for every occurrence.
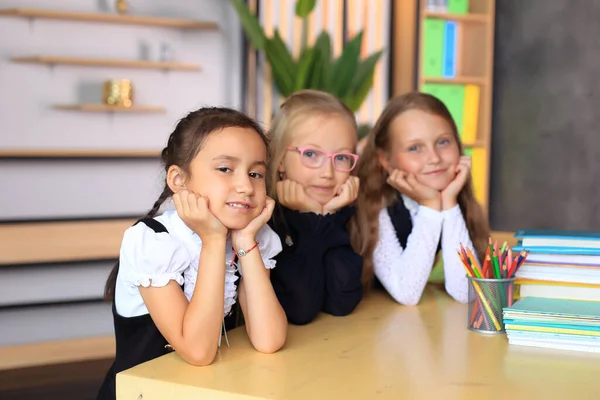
[401,194,419,218]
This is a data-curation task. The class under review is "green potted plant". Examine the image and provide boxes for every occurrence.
[228,0,384,139]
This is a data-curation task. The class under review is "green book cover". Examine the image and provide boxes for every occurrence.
[421,83,466,136]
[423,18,445,77]
[448,0,469,14]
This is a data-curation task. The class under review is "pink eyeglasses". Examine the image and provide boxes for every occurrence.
[287,146,359,172]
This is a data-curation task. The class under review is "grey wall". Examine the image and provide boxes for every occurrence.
[0,0,244,346]
[490,1,600,231]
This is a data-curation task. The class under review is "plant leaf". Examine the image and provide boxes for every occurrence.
[344,50,384,111]
[312,32,332,90]
[330,31,364,98]
[270,29,297,77]
[228,0,266,50]
[264,30,296,97]
[295,0,317,18]
[294,47,316,91]
[306,49,323,89]
[357,123,372,140]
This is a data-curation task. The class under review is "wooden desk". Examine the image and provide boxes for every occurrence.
[117,286,600,399]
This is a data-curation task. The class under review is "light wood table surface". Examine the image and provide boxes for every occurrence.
[117,285,600,399]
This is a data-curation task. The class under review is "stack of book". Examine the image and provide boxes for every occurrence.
[503,297,600,353]
[513,230,600,301]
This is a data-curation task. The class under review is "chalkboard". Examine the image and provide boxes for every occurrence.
[490,0,600,231]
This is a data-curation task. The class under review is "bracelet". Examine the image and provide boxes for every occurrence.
[234,241,260,258]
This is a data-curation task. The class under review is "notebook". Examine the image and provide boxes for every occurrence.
[515,230,600,249]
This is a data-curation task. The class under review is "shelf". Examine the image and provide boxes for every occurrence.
[54,104,165,113]
[0,218,135,265]
[0,335,115,371]
[422,76,487,85]
[423,11,489,23]
[12,56,200,71]
[0,8,218,29]
[0,149,161,159]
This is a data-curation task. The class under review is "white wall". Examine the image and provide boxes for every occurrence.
[0,0,244,151]
[0,0,245,346]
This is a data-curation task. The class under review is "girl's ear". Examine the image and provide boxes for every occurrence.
[277,159,286,179]
[376,149,392,173]
[167,165,186,193]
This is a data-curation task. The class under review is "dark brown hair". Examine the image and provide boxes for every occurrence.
[104,107,268,301]
[349,92,490,288]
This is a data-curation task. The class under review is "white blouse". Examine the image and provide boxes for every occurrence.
[373,195,475,306]
[115,209,282,318]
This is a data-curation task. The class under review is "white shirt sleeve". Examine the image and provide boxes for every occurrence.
[441,205,473,304]
[115,222,190,317]
[373,206,443,306]
[255,224,283,270]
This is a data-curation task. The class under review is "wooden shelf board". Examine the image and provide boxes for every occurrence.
[54,104,165,113]
[12,55,200,71]
[421,76,487,85]
[0,8,218,29]
[0,335,115,371]
[423,11,489,23]
[0,149,161,158]
[0,218,136,265]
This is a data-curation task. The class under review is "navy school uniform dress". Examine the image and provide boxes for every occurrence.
[268,204,363,325]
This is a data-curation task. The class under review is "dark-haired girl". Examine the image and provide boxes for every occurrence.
[97,107,287,400]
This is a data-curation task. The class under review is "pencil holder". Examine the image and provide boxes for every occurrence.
[467,276,515,334]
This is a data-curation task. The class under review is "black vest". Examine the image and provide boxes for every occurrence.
[97,218,239,400]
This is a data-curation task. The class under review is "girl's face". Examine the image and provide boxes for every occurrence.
[379,109,460,191]
[278,114,357,205]
[184,127,267,230]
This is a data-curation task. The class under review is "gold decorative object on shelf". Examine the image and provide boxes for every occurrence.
[116,0,128,15]
[103,79,133,107]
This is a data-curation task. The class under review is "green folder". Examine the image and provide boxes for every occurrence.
[421,83,466,136]
[423,18,445,78]
[448,0,469,14]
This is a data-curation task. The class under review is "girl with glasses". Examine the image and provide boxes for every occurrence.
[350,92,489,306]
[267,90,363,325]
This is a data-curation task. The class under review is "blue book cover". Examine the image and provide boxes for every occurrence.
[515,229,600,240]
[442,21,457,78]
[504,296,600,318]
[512,245,600,255]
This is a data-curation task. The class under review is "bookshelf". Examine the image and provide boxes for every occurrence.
[417,0,495,211]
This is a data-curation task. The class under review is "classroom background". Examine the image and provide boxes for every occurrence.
[1,0,596,398]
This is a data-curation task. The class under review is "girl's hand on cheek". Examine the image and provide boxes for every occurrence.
[173,190,228,242]
[387,169,441,211]
[231,197,275,251]
[276,180,323,215]
[441,156,471,210]
[323,176,360,215]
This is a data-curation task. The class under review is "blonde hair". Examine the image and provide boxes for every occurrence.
[267,89,358,200]
[349,92,490,288]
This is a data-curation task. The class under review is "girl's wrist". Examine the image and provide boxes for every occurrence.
[441,196,458,210]
[232,235,258,253]
[419,198,442,211]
